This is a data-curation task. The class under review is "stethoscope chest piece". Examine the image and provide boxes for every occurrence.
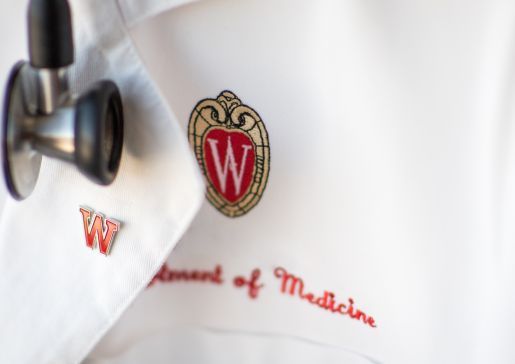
[3,62,42,200]
[2,0,124,200]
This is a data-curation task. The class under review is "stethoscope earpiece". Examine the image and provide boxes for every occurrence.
[2,0,124,200]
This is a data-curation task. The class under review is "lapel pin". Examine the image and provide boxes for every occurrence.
[79,207,120,256]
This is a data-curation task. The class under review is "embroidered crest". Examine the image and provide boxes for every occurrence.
[188,91,270,217]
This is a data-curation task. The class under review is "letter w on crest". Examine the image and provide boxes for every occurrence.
[207,136,252,195]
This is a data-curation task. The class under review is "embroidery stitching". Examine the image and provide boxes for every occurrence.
[188,91,270,217]
[148,264,224,287]
[149,264,377,328]
[274,267,377,328]
[234,268,264,299]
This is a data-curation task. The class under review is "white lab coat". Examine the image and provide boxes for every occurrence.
[1,0,515,363]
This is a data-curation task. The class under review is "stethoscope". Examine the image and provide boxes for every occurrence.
[2,0,124,200]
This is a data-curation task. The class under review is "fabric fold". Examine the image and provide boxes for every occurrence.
[0,0,204,363]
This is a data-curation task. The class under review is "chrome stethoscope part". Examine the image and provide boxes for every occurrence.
[2,0,124,200]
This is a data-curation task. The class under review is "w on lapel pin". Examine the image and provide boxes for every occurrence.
[79,207,120,256]
[188,91,270,218]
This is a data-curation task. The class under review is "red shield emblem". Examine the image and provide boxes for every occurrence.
[189,91,270,217]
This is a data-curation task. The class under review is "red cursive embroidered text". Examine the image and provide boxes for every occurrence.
[274,267,376,328]
[233,268,264,299]
[148,264,224,287]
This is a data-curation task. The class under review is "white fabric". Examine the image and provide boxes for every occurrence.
[118,0,199,28]
[2,0,515,363]
[90,0,515,363]
[0,0,203,363]
[86,325,377,364]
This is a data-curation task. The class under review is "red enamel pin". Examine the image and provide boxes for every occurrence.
[188,91,270,217]
[79,207,120,256]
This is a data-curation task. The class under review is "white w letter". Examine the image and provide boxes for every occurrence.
[207,137,252,194]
